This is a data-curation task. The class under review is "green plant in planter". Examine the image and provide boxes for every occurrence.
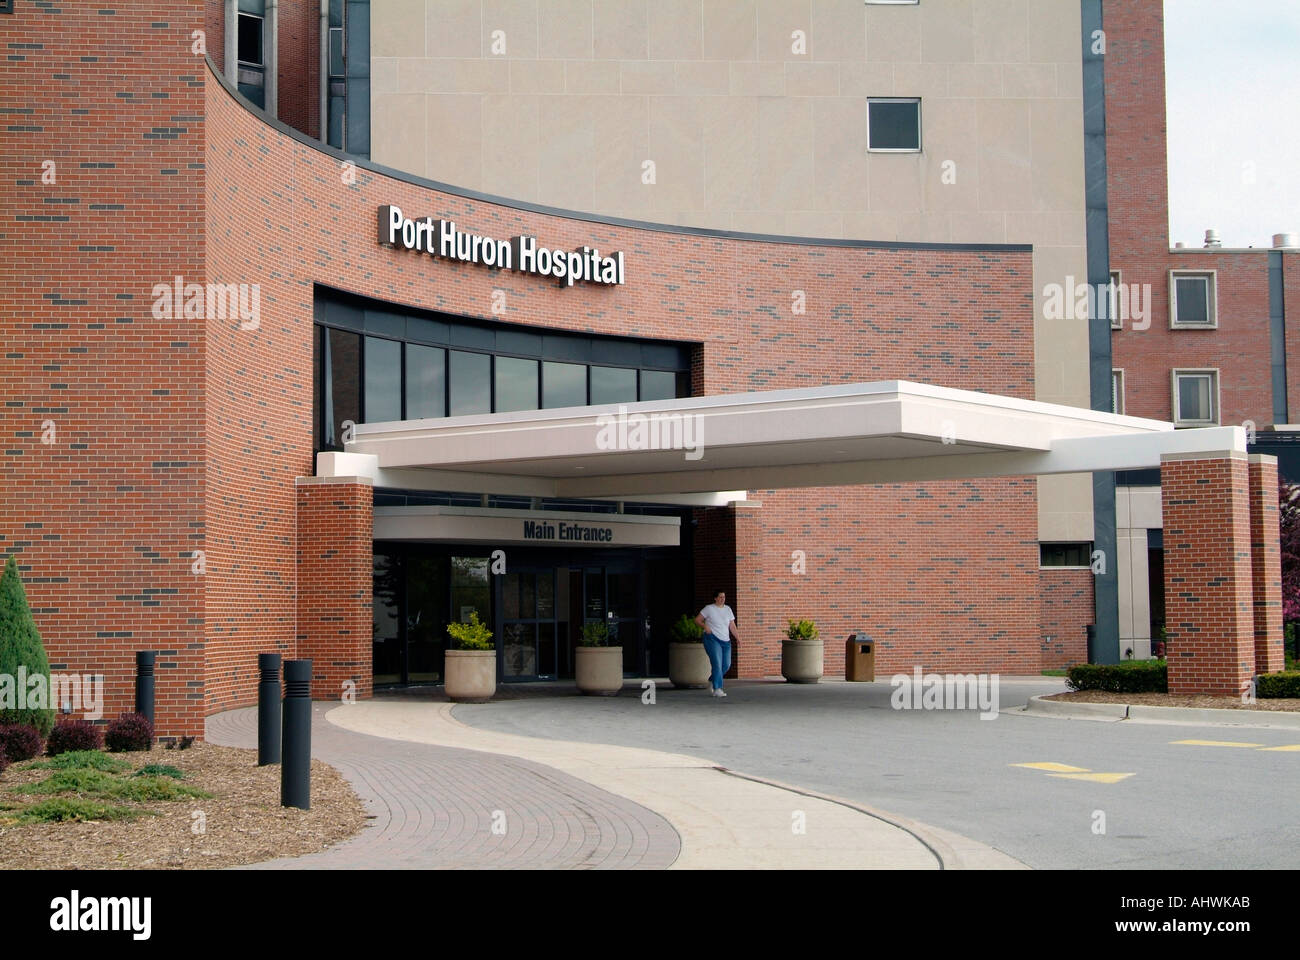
[446,611,494,650]
[580,621,611,647]
[786,619,819,642]
[670,614,703,643]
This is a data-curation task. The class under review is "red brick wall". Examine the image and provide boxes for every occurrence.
[1248,456,1286,674]
[276,0,319,139]
[1161,455,1256,696]
[1106,1,1278,430]
[0,1,210,737]
[1039,569,1093,670]
[296,479,373,701]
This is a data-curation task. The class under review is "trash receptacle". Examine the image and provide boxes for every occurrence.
[845,633,875,682]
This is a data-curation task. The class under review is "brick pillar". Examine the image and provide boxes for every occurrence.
[296,476,373,702]
[1160,453,1255,696]
[1248,454,1286,675]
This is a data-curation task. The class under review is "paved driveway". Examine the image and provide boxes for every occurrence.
[453,678,1300,869]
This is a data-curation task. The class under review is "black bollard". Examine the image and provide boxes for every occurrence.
[280,658,313,810]
[135,651,155,725]
[257,653,282,766]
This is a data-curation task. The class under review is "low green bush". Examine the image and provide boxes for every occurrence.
[1256,671,1300,699]
[11,798,151,824]
[134,763,186,780]
[14,768,211,801]
[32,751,130,773]
[1066,659,1168,693]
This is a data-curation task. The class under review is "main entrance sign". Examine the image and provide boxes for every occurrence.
[378,204,626,287]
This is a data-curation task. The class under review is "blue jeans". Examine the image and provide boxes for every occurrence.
[702,632,731,690]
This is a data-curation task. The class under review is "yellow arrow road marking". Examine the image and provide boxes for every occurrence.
[1047,772,1136,784]
[1258,744,1300,752]
[1012,762,1090,773]
[1170,739,1265,748]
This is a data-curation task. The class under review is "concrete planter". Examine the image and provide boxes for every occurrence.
[668,642,711,688]
[782,638,823,683]
[575,646,624,696]
[444,649,497,702]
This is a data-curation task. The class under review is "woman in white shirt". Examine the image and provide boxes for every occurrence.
[695,589,740,698]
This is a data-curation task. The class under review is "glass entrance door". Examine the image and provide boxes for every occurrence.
[501,568,559,680]
[582,563,644,677]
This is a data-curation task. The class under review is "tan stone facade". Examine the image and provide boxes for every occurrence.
[369,0,1096,543]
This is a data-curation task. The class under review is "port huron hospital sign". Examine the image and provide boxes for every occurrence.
[378,205,627,287]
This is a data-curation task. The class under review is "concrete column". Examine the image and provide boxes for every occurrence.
[265,0,278,118]
[296,476,373,701]
[1160,452,1256,696]
[1248,454,1286,674]
[224,0,237,80]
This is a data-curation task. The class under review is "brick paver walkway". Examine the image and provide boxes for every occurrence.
[206,704,680,869]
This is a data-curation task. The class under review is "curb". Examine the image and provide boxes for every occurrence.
[1025,694,1300,729]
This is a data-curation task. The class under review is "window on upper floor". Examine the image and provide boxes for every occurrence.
[1170,271,1216,328]
[1112,369,1125,415]
[867,98,922,152]
[1040,543,1093,568]
[1109,271,1122,330]
[1172,369,1219,427]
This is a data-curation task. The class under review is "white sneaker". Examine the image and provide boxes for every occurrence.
[710,688,721,698]
[716,689,727,698]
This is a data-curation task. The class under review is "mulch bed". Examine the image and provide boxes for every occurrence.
[1044,691,1300,712]
[0,742,366,869]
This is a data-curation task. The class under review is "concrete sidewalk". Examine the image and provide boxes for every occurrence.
[1022,694,1300,729]
[325,698,1024,869]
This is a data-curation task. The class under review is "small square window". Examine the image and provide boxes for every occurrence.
[1111,369,1124,415]
[1172,370,1218,426]
[0,1,14,14]
[1170,271,1216,328]
[868,99,921,152]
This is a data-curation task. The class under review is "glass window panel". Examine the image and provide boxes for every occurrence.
[405,344,445,419]
[237,13,263,65]
[326,327,360,446]
[543,361,587,409]
[869,100,920,150]
[406,555,447,683]
[329,27,345,77]
[584,570,606,620]
[372,554,401,685]
[1175,277,1210,324]
[449,351,491,415]
[537,571,554,619]
[537,622,556,679]
[495,356,539,413]
[363,336,401,423]
[590,366,637,405]
[450,557,491,628]
[521,572,536,618]
[639,369,677,401]
[503,622,536,678]
[1178,375,1212,422]
[503,572,520,620]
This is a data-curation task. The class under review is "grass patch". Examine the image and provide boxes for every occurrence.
[14,768,212,802]
[1041,669,1068,677]
[31,751,131,773]
[134,763,186,780]
[8,798,152,824]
